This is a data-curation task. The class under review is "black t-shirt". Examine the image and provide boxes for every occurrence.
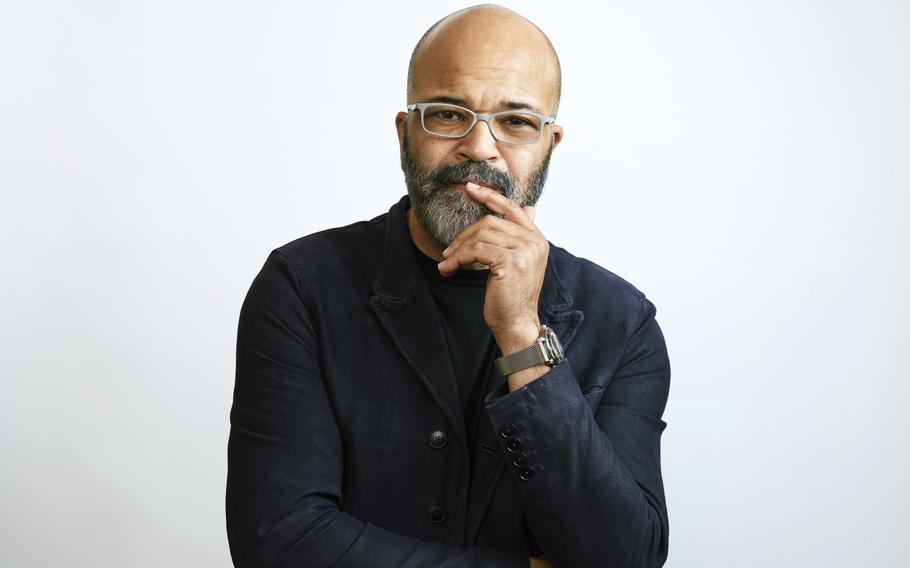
[412,243,496,412]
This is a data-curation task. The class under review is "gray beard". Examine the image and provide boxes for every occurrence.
[400,127,552,248]
[412,183,492,248]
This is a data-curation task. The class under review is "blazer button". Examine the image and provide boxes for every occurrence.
[499,423,517,438]
[427,504,447,524]
[506,438,523,453]
[428,430,447,449]
[518,466,534,481]
[511,452,528,467]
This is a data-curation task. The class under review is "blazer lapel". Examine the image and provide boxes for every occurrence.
[370,196,467,448]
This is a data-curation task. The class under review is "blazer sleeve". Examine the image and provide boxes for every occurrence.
[226,251,529,568]
[484,295,671,568]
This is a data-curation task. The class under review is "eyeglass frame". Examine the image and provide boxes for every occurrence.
[406,102,557,145]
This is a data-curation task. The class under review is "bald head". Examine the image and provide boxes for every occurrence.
[406,4,562,115]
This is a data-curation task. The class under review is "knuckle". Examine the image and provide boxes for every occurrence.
[513,253,530,271]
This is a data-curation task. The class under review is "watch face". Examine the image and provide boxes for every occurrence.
[541,325,565,364]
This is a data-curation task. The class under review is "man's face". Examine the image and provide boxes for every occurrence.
[396,14,563,249]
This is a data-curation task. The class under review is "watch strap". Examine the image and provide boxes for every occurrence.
[494,339,546,376]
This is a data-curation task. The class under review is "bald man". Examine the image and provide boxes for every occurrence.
[227,5,670,568]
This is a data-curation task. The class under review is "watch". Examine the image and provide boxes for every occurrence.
[494,324,565,376]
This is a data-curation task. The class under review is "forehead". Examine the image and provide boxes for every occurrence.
[410,19,559,114]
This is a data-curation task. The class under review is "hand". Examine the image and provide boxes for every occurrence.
[437,182,549,353]
[529,557,555,568]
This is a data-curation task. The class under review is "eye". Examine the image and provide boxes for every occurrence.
[428,109,466,122]
[506,116,534,127]
[497,113,540,131]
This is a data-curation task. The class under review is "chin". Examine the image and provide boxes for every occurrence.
[421,195,485,247]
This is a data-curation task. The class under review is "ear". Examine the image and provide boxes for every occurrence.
[395,111,408,151]
[550,124,564,150]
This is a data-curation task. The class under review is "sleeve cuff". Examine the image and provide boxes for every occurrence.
[482,360,586,491]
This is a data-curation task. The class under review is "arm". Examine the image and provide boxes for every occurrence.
[226,251,530,568]
[484,295,671,568]
[438,182,670,567]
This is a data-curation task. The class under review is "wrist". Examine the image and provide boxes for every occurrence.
[493,320,541,355]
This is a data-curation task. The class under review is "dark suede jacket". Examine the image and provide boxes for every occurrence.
[226,195,671,567]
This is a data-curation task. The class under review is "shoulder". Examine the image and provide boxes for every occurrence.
[548,242,657,323]
[549,242,648,301]
[271,210,388,276]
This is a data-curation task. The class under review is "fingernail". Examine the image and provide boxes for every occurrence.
[442,247,450,256]
[466,182,480,190]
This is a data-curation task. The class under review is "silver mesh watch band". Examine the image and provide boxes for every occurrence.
[494,338,546,376]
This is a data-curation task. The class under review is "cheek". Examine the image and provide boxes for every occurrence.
[508,150,543,181]
[413,139,453,170]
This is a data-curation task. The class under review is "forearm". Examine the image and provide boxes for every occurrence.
[485,362,668,568]
[226,479,529,568]
[226,367,529,568]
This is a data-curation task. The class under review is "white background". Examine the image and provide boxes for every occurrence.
[1,1,907,566]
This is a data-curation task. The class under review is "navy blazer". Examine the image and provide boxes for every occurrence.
[226,195,671,567]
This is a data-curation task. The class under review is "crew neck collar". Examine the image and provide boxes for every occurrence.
[411,240,490,284]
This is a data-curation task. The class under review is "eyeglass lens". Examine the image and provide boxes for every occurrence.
[421,104,543,143]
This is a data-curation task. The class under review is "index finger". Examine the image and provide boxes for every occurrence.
[463,182,537,231]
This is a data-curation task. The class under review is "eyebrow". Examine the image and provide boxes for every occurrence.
[425,96,542,114]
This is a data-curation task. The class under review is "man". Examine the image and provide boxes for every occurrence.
[226,5,670,568]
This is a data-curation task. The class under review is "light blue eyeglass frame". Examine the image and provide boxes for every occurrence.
[406,102,557,145]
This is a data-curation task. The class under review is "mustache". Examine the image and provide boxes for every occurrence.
[430,161,515,198]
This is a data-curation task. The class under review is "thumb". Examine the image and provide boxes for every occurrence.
[523,205,536,222]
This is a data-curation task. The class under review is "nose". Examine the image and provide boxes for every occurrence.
[454,117,501,163]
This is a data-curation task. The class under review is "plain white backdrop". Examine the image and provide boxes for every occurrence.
[1,1,907,566]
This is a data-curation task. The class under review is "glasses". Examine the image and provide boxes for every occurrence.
[407,102,556,145]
